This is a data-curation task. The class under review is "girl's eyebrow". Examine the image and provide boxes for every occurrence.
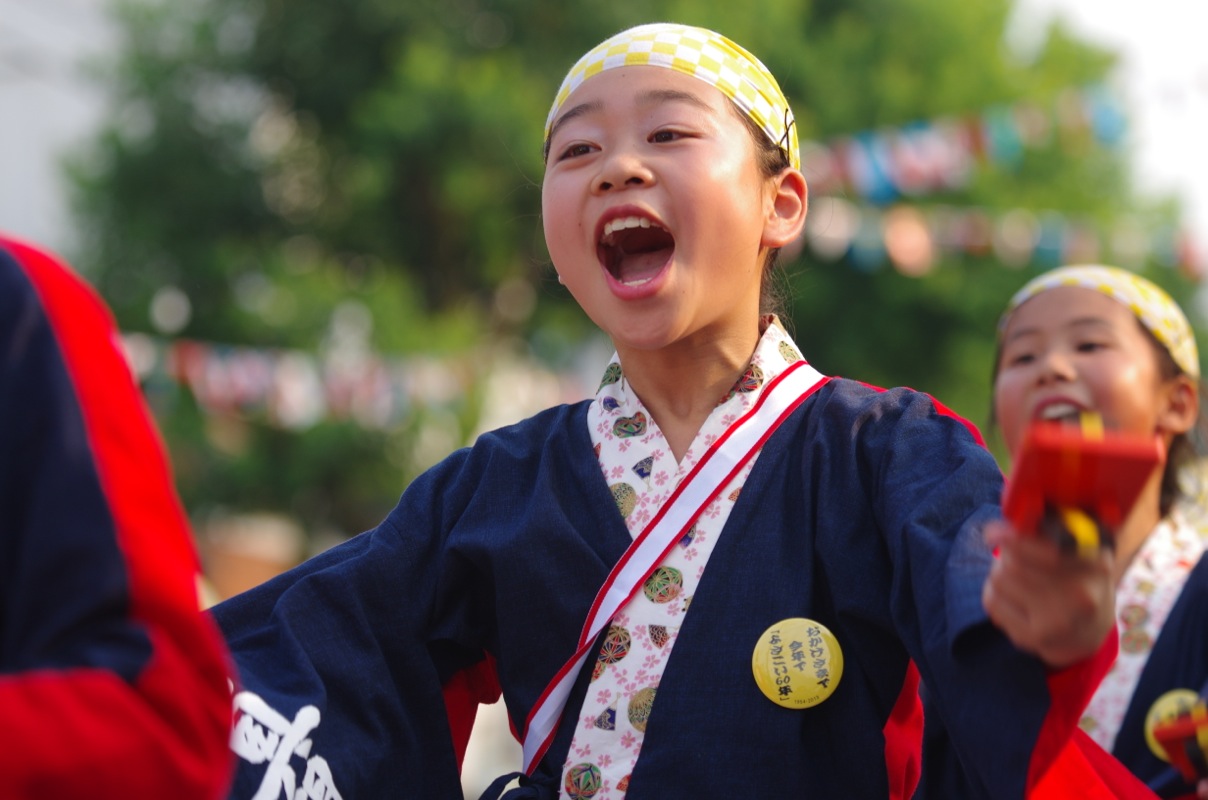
[635,88,712,110]
[1061,316,1115,333]
[1003,327,1040,345]
[548,100,603,142]
[548,88,713,142]
[1004,316,1113,343]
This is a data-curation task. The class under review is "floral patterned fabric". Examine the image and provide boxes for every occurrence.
[1079,510,1208,750]
[558,320,804,799]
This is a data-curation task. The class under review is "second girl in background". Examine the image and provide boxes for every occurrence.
[993,265,1208,799]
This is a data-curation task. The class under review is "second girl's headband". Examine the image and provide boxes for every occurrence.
[999,264,1200,379]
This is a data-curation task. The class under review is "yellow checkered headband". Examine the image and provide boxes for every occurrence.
[1000,265,1200,379]
[544,23,799,171]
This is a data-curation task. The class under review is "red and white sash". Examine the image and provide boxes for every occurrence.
[520,359,829,773]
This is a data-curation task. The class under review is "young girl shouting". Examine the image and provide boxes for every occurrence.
[213,24,1124,799]
[994,265,1208,799]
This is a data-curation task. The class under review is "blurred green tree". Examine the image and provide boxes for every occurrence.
[69,0,1195,539]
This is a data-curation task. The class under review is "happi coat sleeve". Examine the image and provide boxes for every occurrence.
[212,377,1117,800]
[211,401,632,799]
[0,235,234,799]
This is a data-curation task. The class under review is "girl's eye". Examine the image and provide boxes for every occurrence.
[650,129,684,143]
[556,143,595,161]
[1076,341,1107,353]
[1006,352,1035,367]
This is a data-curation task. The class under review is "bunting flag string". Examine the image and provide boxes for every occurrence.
[796,196,1203,280]
[121,334,590,434]
[800,84,1127,203]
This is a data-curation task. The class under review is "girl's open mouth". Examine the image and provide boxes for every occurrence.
[1035,401,1087,426]
[598,216,675,286]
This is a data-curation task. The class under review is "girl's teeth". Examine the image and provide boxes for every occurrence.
[603,216,656,238]
[1039,403,1081,421]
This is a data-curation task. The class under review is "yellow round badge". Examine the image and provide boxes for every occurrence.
[751,617,843,709]
[1144,688,1200,761]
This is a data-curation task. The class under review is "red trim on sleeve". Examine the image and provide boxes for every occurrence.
[928,394,988,447]
[883,660,924,800]
[853,379,989,447]
[1027,625,1117,787]
[1025,627,1156,798]
[1029,729,1158,799]
[442,652,503,769]
[0,236,233,798]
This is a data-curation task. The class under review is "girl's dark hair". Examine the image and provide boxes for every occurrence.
[1144,328,1207,516]
[989,319,1206,518]
[730,103,794,320]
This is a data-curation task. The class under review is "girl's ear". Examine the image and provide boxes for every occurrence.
[1158,373,1199,437]
[761,168,808,249]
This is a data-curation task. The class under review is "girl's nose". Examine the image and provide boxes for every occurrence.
[1037,348,1076,383]
[593,149,654,194]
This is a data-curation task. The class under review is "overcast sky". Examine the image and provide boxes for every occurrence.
[2,0,1205,268]
[1013,0,1208,273]
[0,0,113,253]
